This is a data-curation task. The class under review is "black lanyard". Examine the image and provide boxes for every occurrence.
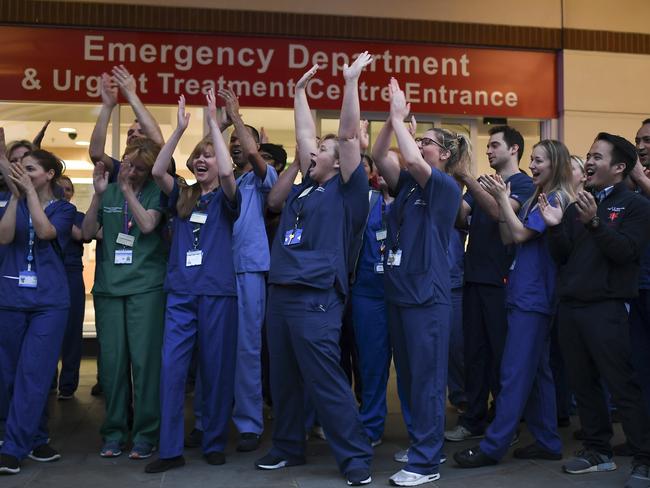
[191,191,216,250]
[290,184,317,230]
[393,186,417,251]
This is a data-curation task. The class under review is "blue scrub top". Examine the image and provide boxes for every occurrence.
[638,195,650,290]
[163,178,241,296]
[505,194,559,315]
[463,172,534,287]
[0,192,9,266]
[268,163,369,296]
[352,192,390,299]
[63,210,85,271]
[384,169,461,306]
[233,166,278,273]
[0,197,75,310]
[448,228,467,290]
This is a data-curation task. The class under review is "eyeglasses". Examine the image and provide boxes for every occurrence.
[415,137,447,151]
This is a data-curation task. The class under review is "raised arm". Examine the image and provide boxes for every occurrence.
[388,79,430,188]
[82,162,109,240]
[152,95,189,196]
[339,52,373,183]
[294,65,319,177]
[9,164,56,240]
[630,159,650,196]
[207,89,237,201]
[0,128,19,244]
[89,73,119,172]
[112,65,164,146]
[267,150,301,213]
[0,128,19,197]
[32,120,51,148]
[117,164,161,234]
[371,118,400,191]
[219,87,267,180]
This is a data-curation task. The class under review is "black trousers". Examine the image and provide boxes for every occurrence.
[558,299,650,463]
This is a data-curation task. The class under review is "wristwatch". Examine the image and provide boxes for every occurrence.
[586,216,601,230]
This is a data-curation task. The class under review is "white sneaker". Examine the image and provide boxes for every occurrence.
[371,438,382,448]
[389,469,440,486]
[444,425,484,442]
[394,448,409,463]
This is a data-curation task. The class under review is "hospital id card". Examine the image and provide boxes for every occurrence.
[186,250,203,267]
[374,263,385,274]
[114,249,133,264]
[387,249,402,267]
[283,228,303,246]
[189,212,208,224]
[18,270,37,288]
[116,232,135,247]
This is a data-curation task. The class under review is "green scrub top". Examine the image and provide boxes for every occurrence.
[92,179,167,297]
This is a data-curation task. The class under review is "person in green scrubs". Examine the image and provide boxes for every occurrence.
[82,137,167,460]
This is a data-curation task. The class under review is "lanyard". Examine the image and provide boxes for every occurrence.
[393,186,417,251]
[26,215,35,271]
[191,191,216,250]
[290,184,317,230]
[122,192,142,235]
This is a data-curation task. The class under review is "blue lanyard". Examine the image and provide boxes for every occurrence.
[26,215,35,271]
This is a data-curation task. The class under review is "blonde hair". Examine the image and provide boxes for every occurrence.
[122,138,161,171]
[177,137,215,219]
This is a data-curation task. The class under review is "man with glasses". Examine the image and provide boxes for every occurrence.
[445,125,534,442]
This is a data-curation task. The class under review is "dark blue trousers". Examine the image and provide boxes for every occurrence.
[480,309,562,460]
[630,290,650,417]
[266,285,372,476]
[447,287,466,407]
[388,301,450,475]
[460,282,507,434]
[58,268,85,395]
[158,294,237,458]
[0,308,68,459]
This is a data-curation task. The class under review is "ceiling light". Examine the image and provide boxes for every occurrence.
[59,127,77,133]
[75,141,90,146]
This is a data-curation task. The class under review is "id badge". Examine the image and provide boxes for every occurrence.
[116,232,135,247]
[387,249,402,267]
[283,228,303,246]
[374,262,384,274]
[186,249,203,267]
[18,270,38,288]
[298,187,313,198]
[114,249,133,264]
[189,212,208,225]
[375,229,387,241]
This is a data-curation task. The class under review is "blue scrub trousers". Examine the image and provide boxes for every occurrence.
[388,301,450,475]
[630,290,650,416]
[266,285,372,475]
[0,308,68,460]
[58,268,85,395]
[480,308,561,460]
[447,287,466,407]
[233,272,265,435]
[350,292,390,443]
[159,293,237,458]
[461,282,507,434]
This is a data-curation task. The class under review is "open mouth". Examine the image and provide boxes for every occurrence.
[194,163,208,175]
[585,167,596,177]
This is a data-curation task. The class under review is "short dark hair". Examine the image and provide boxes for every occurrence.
[259,143,287,171]
[595,132,637,177]
[642,118,650,126]
[362,154,374,172]
[244,124,260,144]
[488,125,524,162]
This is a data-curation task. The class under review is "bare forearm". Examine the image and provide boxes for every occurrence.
[152,128,182,195]
[89,105,113,165]
[209,120,237,201]
[232,112,267,179]
[82,193,101,240]
[0,196,18,244]
[126,92,164,146]
[462,176,500,221]
[371,119,400,191]
[26,191,56,240]
[268,161,299,212]
[339,79,360,140]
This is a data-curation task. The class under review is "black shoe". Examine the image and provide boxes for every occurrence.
[184,428,203,448]
[573,429,586,441]
[346,468,372,486]
[90,382,103,396]
[557,417,571,428]
[204,451,225,465]
[237,433,261,452]
[454,446,498,468]
[613,442,635,457]
[145,456,185,473]
[513,443,562,460]
[29,444,61,462]
[0,454,20,475]
[255,452,305,470]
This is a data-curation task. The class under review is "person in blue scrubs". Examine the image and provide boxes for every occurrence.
[255,55,374,487]
[372,78,465,487]
[454,139,574,467]
[144,91,240,473]
[219,87,278,452]
[0,142,75,475]
[55,175,87,400]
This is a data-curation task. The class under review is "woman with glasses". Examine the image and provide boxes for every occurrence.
[372,79,468,487]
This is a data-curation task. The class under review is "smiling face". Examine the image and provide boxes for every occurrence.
[21,155,55,192]
[308,137,339,183]
[529,145,552,189]
[191,143,218,185]
[636,123,650,166]
[58,177,74,202]
[584,140,625,191]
